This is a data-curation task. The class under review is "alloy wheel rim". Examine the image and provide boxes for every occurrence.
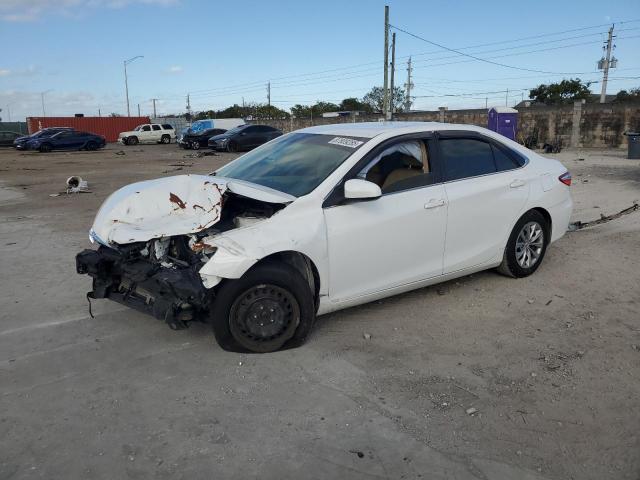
[515,221,544,268]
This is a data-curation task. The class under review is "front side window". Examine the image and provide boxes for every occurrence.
[216,133,367,197]
[358,140,435,194]
[142,125,151,132]
[440,138,496,181]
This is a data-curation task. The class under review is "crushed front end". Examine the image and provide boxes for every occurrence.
[76,237,213,330]
[75,174,289,330]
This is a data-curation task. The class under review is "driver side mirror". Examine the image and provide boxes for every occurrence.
[344,179,382,200]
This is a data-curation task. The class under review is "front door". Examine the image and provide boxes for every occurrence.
[324,138,447,302]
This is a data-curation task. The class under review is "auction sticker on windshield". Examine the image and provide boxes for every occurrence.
[328,137,365,148]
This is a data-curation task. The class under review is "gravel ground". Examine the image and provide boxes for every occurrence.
[0,143,638,480]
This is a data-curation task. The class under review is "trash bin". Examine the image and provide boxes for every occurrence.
[625,132,640,159]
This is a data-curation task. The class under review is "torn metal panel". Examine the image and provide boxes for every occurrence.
[91,175,227,245]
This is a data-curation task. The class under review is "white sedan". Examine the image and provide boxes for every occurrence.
[76,122,573,353]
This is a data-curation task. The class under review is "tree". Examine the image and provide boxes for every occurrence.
[253,103,290,120]
[613,87,640,103]
[362,86,405,113]
[339,97,372,113]
[290,101,339,118]
[528,78,592,105]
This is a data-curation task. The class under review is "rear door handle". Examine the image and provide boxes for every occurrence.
[509,179,526,188]
[424,199,446,209]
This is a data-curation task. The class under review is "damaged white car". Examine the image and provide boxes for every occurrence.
[76,122,573,353]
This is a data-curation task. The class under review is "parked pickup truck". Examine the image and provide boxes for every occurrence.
[118,124,176,145]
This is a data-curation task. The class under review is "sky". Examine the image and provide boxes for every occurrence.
[1,0,639,121]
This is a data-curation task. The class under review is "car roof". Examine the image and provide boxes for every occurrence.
[297,121,494,139]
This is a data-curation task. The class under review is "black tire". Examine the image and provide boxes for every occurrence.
[191,141,200,150]
[39,143,52,153]
[161,135,171,144]
[497,210,550,278]
[226,141,237,153]
[127,136,139,146]
[210,262,316,353]
[86,141,97,151]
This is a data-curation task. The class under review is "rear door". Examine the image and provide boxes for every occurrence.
[437,133,530,274]
[151,124,163,142]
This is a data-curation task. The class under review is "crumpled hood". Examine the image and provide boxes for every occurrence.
[90,174,294,246]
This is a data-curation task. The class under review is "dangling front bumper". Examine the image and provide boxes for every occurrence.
[76,247,210,330]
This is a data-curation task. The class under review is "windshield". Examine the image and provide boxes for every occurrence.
[224,125,246,136]
[134,125,143,131]
[215,132,367,197]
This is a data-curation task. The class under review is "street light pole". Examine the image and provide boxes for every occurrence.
[41,89,53,117]
[124,56,143,117]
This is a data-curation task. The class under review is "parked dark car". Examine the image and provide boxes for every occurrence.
[0,131,22,147]
[179,128,227,150]
[26,130,106,152]
[208,124,283,152]
[14,127,74,150]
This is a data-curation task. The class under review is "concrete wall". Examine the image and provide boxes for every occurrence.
[249,102,640,149]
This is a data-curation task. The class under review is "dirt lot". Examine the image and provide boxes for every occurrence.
[1,143,639,480]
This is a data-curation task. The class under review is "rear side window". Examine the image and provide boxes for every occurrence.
[162,124,173,129]
[440,138,496,181]
[152,125,161,131]
[492,144,521,171]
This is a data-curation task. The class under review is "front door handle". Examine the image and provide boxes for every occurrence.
[424,199,446,209]
[509,179,526,188]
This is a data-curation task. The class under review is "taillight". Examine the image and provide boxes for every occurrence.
[559,171,571,186]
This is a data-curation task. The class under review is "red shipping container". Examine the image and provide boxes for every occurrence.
[27,116,151,143]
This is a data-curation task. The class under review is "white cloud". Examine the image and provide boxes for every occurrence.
[0,0,178,22]
[0,65,40,77]
[167,65,183,74]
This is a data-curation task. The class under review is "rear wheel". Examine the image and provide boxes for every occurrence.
[210,262,316,353]
[127,136,139,146]
[498,210,550,278]
[39,143,52,153]
[161,135,171,144]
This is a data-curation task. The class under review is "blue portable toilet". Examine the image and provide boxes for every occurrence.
[487,107,518,141]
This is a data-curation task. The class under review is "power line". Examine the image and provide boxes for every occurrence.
[391,23,606,75]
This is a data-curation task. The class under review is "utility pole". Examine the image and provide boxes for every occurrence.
[598,25,617,103]
[389,31,396,118]
[137,103,141,117]
[505,88,509,107]
[151,98,157,118]
[186,94,191,121]
[404,56,413,112]
[98,108,101,117]
[485,97,488,109]
[382,5,389,119]
[123,56,143,117]
[267,82,271,107]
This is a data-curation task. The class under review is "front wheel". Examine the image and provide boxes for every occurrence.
[497,210,550,278]
[226,141,237,153]
[210,262,316,353]
[85,141,97,151]
[191,141,200,150]
[127,136,139,146]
